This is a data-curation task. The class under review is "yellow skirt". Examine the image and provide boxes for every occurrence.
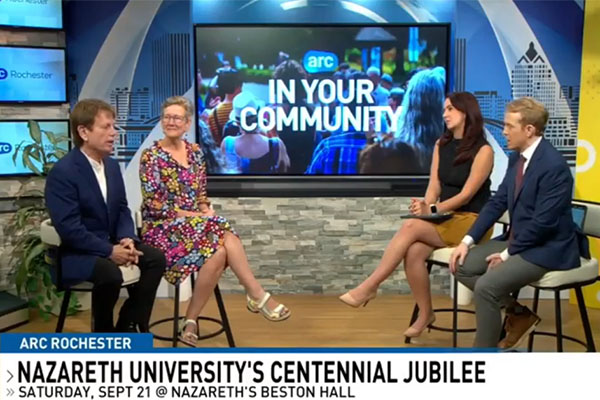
[433,212,493,247]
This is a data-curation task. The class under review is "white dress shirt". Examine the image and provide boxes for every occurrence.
[461,136,543,261]
[81,149,107,204]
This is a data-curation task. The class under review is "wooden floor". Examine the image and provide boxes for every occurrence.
[11,294,600,351]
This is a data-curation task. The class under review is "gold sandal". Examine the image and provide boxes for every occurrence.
[178,319,198,347]
[247,292,291,322]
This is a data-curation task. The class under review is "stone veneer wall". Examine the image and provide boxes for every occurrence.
[210,197,450,295]
[0,191,452,295]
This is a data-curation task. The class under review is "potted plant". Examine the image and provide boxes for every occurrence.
[7,120,80,320]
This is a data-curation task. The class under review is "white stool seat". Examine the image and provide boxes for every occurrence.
[120,265,141,285]
[41,219,141,286]
[428,247,456,264]
[530,257,599,288]
[41,219,61,246]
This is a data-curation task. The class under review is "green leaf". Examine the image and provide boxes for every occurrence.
[27,278,39,294]
[15,206,33,228]
[28,120,42,144]
[12,140,26,166]
[68,294,81,316]
[34,147,42,163]
[25,242,45,264]
[42,270,52,288]
[48,149,67,160]
[43,163,54,174]
[25,145,41,162]
[40,309,50,321]
[43,130,58,146]
[54,135,70,144]
[22,147,42,175]
[14,261,27,295]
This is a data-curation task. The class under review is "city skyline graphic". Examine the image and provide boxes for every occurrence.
[455,37,579,167]
[104,33,192,164]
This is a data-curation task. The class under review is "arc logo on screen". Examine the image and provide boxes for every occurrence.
[303,50,339,74]
[0,142,13,155]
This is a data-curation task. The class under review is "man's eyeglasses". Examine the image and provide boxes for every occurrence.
[162,114,187,123]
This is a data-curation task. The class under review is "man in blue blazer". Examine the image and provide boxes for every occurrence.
[449,97,589,349]
[45,99,165,332]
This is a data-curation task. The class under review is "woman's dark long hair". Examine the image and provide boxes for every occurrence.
[439,92,486,165]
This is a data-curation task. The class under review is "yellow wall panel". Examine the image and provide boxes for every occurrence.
[573,1,600,308]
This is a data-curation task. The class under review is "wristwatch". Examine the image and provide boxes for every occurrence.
[429,204,438,214]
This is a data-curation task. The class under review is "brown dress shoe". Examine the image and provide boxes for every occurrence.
[498,307,541,350]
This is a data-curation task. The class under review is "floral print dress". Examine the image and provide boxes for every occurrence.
[140,140,236,284]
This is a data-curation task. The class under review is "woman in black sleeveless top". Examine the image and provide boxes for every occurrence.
[340,92,494,338]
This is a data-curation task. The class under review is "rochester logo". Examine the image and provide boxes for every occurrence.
[0,68,53,80]
[0,142,13,155]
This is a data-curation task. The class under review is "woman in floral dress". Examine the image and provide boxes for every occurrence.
[140,96,290,346]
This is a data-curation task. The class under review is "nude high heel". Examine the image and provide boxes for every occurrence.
[338,290,377,308]
[403,314,436,338]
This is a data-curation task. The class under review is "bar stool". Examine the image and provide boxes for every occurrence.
[40,219,141,332]
[404,246,475,347]
[526,200,600,352]
[134,211,235,347]
[405,212,511,347]
[148,280,236,347]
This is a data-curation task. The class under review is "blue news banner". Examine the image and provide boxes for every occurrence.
[0,334,597,399]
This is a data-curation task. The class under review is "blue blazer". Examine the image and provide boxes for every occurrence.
[45,147,137,284]
[468,139,589,270]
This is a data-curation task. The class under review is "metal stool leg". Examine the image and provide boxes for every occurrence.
[55,289,71,333]
[554,290,563,352]
[452,274,458,348]
[527,288,540,352]
[172,283,180,348]
[214,285,235,347]
[575,286,596,352]
[90,293,95,332]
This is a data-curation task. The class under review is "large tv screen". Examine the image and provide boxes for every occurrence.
[194,24,449,178]
[0,120,70,176]
[0,0,63,29]
[0,46,67,103]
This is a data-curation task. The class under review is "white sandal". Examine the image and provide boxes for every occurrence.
[247,292,291,322]
[178,319,198,347]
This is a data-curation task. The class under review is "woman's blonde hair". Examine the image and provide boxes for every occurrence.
[161,96,193,119]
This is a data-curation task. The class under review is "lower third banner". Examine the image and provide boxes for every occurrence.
[0,334,598,399]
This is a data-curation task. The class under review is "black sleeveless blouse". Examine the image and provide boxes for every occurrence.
[437,138,490,213]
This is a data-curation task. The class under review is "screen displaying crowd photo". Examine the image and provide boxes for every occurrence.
[195,25,449,176]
